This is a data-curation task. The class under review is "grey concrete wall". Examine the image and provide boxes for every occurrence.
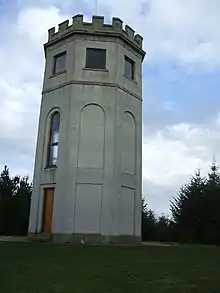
[29,15,145,241]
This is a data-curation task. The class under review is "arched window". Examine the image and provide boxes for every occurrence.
[47,111,60,166]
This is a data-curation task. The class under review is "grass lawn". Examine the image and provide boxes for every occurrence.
[0,242,220,293]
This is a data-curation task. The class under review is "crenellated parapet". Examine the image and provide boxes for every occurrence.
[46,14,144,51]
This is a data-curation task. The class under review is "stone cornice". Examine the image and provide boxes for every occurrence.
[42,80,142,101]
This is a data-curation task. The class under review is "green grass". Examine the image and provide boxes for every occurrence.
[0,242,220,293]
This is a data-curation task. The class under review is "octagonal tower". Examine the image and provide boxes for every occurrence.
[29,14,146,243]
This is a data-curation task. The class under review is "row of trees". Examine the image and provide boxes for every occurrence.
[1,162,220,245]
[0,166,32,235]
[142,161,220,245]
[142,200,175,242]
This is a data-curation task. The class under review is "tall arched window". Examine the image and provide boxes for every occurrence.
[47,111,60,166]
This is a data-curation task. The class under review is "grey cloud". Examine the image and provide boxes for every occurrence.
[143,178,179,216]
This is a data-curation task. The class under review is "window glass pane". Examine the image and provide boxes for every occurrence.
[54,52,66,74]
[86,48,106,69]
[124,56,134,80]
[51,112,60,129]
[50,112,60,143]
[51,130,59,144]
[49,145,58,166]
[48,112,60,166]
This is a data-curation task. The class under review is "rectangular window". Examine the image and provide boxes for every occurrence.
[53,52,66,74]
[124,56,134,80]
[85,48,106,69]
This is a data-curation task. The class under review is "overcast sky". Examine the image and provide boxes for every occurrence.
[0,0,220,215]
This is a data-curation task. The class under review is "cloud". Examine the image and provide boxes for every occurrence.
[0,1,219,215]
[16,1,220,70]
[0,6,68,177]
[143,179,176,216]
[142,115,220,214]
[81,0,220,70]
[17,6,66,42]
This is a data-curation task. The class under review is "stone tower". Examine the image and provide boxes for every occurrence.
[28,14,146,243]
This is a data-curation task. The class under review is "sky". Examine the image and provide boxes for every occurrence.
[0,0,220,216]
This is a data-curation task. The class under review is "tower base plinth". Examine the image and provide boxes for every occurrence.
[29,233,141,245]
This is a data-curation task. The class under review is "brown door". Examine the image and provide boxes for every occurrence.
[42,188,54,233]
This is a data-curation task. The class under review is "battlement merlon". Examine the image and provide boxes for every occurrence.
[45,14,146,60]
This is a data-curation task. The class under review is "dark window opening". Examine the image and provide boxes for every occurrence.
[53,52,66,74]
[47,112,60,167]
[85,48,106,69]
[124,56,134,80]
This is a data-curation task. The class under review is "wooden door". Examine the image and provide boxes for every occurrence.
[42,188,54,233]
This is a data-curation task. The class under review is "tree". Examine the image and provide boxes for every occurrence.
[0,166,32,236]
[201,161,220,244]
[0,166,19,199]
[156,214,172,242]
[170,169,206,243]
[142,197,157,241]
[170,160,220,245]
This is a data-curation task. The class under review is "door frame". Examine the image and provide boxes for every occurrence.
[36,185,55,234]
[42,187,55,234]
